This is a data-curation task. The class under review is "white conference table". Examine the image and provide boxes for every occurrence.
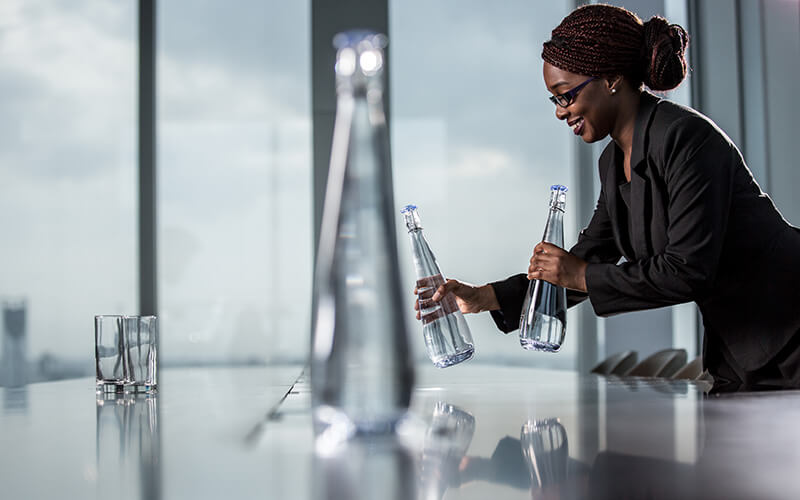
[2,363,800,499]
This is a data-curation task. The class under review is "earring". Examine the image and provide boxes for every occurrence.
[611,88,617,95]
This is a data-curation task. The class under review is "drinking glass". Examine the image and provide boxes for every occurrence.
[95,315,158,392]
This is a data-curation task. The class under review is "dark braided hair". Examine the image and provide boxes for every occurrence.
[542,4,689,91]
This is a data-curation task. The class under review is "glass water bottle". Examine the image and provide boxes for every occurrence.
[519,185,568,352]
[401,205,474,368]
[310,31,414,434]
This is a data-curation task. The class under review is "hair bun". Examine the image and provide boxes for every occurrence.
[642,16,689,91]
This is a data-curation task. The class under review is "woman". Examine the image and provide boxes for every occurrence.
[421,4,800,392]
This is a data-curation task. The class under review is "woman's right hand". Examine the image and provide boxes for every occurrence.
[413,279,500,320]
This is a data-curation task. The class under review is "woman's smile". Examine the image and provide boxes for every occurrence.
[568,117,585,135]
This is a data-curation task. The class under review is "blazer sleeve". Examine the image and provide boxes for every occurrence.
[489,183,623,333]
[585,115,735,316]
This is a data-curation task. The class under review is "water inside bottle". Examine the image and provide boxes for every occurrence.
[416,274,474,367]
[520,311,565,352]
[520,279,567,352]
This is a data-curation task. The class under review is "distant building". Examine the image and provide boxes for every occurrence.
[1,300,27,387]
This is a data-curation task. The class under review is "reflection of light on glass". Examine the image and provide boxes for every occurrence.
[345,275,365,287]
[314,405,356,457]
[359,50,382,74]
[335,48,356,76]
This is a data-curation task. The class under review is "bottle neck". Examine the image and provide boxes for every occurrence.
[336,78,384,98]
[402,207,423,232]
[542,209,564,246]
[548,191,566,212]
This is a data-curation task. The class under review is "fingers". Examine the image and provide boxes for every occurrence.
[413,286,422,320]
[528,242,570,279]
[538,241,559,253]
[432,280,458,302]
[528,267,545,280]
[529,252,552,272]
[415,280,456,320]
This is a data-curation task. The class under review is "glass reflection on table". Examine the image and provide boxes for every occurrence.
[95,392,161,500]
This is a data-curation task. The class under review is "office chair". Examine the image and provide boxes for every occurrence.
[624,348,687,378]
[590,350,638,375]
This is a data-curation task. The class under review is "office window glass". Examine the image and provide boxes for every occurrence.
[0,0,137,385]
[157,1,312,365]
[390,0,578,369]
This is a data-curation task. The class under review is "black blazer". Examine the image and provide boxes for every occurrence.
[491,91,800,371]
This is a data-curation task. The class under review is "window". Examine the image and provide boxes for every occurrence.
[157,1,312,365]
[390,0,578,368]
[0,0,137,385]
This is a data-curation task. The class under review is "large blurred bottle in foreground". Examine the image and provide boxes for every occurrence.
[519,185,568,352]
[310,31,414,434]
[401,205,473,367]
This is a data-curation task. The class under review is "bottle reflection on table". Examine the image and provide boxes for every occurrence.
[453,416,589,499]
[312,432,418,500]
[418,402,476,500]
[521,418,589,500]
[521,418,569,490]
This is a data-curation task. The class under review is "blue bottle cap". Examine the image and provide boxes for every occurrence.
[550,184,568,192]
[333,30,388,50]
[401,204,417,214]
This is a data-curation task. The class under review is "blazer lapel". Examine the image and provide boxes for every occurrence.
[629,92,661,258]
[602,145,635,260]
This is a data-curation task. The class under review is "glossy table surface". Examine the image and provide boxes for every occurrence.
[2,363,800,499]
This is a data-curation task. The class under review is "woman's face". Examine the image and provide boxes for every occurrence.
[542,62,616,143]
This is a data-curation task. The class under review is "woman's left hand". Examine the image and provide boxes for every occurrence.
[528,242,588,292]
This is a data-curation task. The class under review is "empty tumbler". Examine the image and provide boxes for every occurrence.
[519,185,568,352]
[402,205,474,368]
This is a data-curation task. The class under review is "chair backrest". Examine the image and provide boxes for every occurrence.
[672,356,703,380]
[624,348,687,378]
[590,350,638,375]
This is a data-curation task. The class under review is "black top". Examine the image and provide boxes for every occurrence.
[491,91,800,371]
[618,180,632,253]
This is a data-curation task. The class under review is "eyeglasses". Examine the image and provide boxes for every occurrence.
[549,76,596,108]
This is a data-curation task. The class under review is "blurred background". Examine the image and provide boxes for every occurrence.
[0,0,797,387]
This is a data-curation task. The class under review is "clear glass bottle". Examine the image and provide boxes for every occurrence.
[519,185,568,352]
[310,31,414,435]
[401,205,474,367]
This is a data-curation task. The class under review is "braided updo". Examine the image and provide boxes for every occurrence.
[542,4,689,91]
